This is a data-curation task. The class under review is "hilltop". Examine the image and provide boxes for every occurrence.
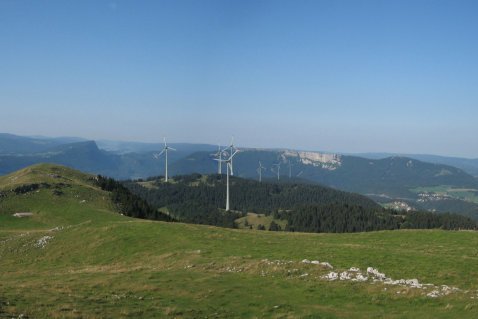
[0,163,170,229]
[1,164,478,318]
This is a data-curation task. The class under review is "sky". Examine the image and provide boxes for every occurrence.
[1,0,477,157]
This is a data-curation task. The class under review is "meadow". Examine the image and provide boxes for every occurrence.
[1,165,478,318]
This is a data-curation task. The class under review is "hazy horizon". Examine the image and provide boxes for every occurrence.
[2,131,478,160]
[1,1,477,157]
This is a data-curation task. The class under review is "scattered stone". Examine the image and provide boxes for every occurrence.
[34,236,53,249]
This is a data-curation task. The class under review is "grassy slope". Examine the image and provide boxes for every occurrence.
[235,212,288,230]
[1,164,478,318]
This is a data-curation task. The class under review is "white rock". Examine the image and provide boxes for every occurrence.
[320,262,333,269]
[339,271,352,280]
[322,272,338,281]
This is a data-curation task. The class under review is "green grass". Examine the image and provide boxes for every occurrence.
[235,212,288,230]
[1,164,478,318]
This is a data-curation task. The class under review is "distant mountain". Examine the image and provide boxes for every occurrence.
[0,141,119,176]
[173,150,477,193]
[0,139,211,180]
[0,133,65,155]
[354,152,478,177]
[96,139,217,155]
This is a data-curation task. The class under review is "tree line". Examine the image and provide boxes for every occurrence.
[280,204,477,233]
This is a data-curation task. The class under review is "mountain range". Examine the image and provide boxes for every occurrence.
[1,133,478,218]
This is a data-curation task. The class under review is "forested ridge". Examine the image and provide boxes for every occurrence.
[123,174,477,232]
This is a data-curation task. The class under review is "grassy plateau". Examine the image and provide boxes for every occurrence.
[1,164,478,318]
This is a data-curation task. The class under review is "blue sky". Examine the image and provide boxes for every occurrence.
[1,0,477,157]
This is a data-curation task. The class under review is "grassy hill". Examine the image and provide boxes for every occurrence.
[2,164,478,318]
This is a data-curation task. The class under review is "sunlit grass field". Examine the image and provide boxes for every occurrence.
[1,164,478,318]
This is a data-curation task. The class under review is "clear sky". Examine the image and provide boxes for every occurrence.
[1,0,477,157]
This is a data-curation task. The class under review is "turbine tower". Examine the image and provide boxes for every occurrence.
[257,161,266,182]
[215,150,239,211]
[153,137,176,182]
[272,162,281,181]
[223,136,238,175]
[288,160,294,178]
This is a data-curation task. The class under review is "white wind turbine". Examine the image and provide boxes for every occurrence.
[257,161,266,182]
[215,150,239,211]
[271,162,281,181]
[222,136,238,175]
[153,137,176,182]
[211,145,226,174]
[288,160,294,178]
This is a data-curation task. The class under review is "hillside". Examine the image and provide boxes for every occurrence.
[124,173,382,229]
[1,164,478,318]
[171,150,478,218]
[0,163,170,229]
[125,174,476,232]
[355,152,478,177]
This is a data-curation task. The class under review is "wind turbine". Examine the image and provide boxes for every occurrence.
[257,161,266,182]
[211,145,227,174]
[272,162,281,181]
[153,138,176,182]
[288,160,294,178]
[215,150,239,211]
[222,136,238,175]
[296,170,303,177]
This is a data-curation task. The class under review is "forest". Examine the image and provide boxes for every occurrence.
[94,175,174,222]
[123,174,477,232]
